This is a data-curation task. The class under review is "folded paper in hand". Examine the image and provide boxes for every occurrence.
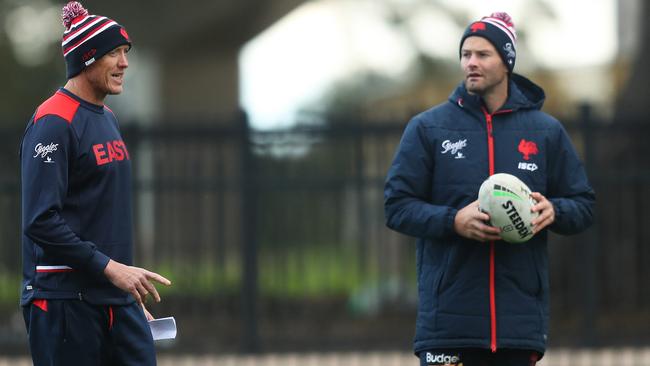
[148,317,177,340]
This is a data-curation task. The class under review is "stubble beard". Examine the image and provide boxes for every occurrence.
[465,79,487,96]
[465,74,506,97]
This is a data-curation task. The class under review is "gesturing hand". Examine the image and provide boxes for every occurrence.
[103,260,172,304]
[453,200,501,242]
[530,192,555,234]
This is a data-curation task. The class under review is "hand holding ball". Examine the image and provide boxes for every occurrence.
[478,173,539,243]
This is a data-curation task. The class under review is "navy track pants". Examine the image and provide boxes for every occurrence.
[23,299,156,366]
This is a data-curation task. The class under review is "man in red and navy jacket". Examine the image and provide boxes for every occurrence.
[384,12,595,366]
[20,2,170,365]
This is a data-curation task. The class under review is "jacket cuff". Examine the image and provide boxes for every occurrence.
[548,198,563,229]
[85,250,111,277]
[445,207,459,236]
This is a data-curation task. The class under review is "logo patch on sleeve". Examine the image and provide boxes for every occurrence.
[33,142,59,164]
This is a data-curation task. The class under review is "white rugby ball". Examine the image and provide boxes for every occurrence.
[478,173,539,243]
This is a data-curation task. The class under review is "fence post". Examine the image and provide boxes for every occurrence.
[578,103,599,346]
[354,125,369,280]
[239,111,260,352]
[126,124,155,268]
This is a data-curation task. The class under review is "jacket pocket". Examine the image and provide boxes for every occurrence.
[531,247,544,299]
[434,245,453,298]
[497,244,541,298]
[417,241,451,312]
[435,242,492,319]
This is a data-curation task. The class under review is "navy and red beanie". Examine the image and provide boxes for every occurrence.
[61,1,131,79]
[459,12,517,73]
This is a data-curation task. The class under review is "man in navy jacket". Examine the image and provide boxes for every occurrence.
[20,2,170,365]
[384,12,595,366]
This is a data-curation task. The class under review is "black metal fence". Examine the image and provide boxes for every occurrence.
[0,108,648,354]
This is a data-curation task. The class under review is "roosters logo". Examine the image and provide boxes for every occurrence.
[82,48,96,62]
[470,22,486,32]
[518,139,538,161]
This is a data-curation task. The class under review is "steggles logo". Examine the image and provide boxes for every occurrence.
[441,139,467,159]
[33,142,58,161]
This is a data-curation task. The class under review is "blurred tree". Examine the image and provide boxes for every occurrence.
[614,1,649,123]
[0,0,63,126]
[0,47,63,126]
[301,0,561,124]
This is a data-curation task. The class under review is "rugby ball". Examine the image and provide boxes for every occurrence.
[478,173,539,243]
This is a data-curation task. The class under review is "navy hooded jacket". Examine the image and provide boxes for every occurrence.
[20,88,135,306]
[384,74,595,355]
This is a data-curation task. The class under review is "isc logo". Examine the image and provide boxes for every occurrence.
[518,162,538,171]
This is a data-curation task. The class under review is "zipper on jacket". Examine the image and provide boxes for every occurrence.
[482,107,497,353]
[482,107,513,352]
